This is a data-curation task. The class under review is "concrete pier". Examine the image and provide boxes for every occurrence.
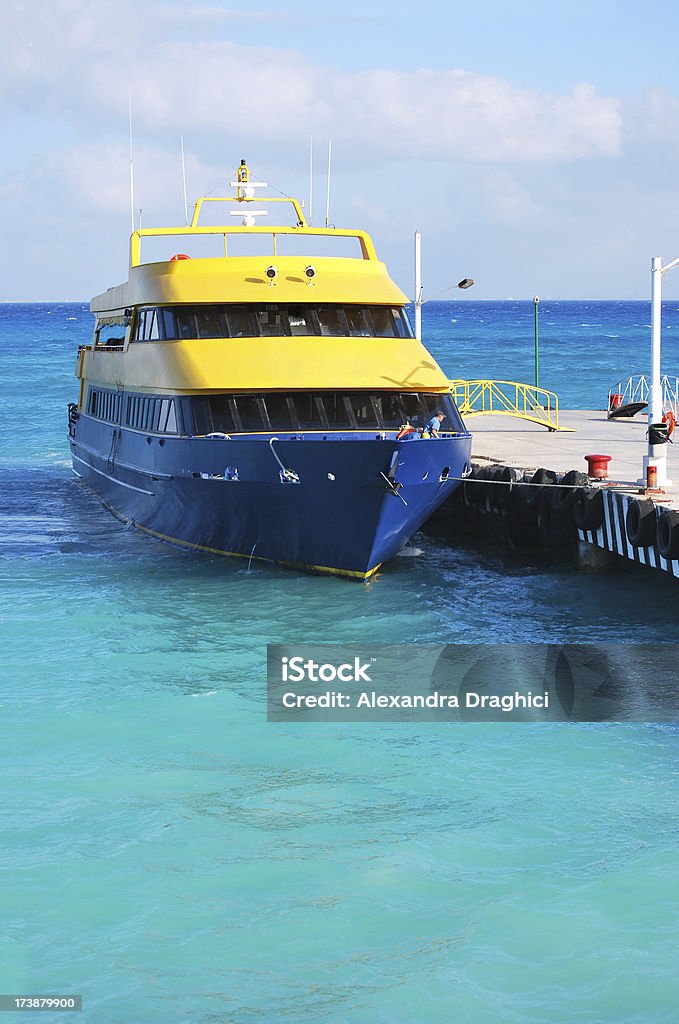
[470,409,676,489]
[445,409,679,580]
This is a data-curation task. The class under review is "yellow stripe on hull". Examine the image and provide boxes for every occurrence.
[135,522,381,580]
[86,484,381,580]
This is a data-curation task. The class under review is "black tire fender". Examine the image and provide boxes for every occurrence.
[656,508,679,559]
[573,488,605,530]
[625,498,656,548]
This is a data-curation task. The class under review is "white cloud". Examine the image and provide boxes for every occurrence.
[477,170,543,224]
[154,5,295,23]
[44,143,220,216]
[328,71,620,162]
[0,3,621,166]
[87,51,623,164]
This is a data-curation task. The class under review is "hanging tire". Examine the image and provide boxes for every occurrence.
[484,466,503,512]
[487,465,518,513]
[573,488,605,530]
[462,467,481,507]
[537,490,573,547]
[475,467,496,511]
[656,509,679,559]
[532,467,557,490]
[625,498,656,547]
[505,482,538,549]
[553,469,589,514]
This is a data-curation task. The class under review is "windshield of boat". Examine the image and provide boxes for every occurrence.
[130,304,414,341]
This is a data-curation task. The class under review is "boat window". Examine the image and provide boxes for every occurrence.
[178,391,465,434]
[291,393,322,430]
[158,399,178,433]
[317,306,348,336]
[133,310,150,342]
[95,324,126,348]
[158,309,176,339]
[109,392,179,434]
[265,394,296,430]
[317,394,354,429]
[175,310,197,340]
[256,307,290,337]
[195,309,225,339]
[225,306,258,338]
[287,306,313,337]
[368,306,397,338]
[86,387,123,423]
[234,395,263,430]
[348,394,376,425]
[344,306,371,337]
[200,396,236,433]
[399,392,427,424]
[147,311,160,341]
[143,304,413,340]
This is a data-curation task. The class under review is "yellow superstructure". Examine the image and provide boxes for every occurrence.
[83,164,452,397]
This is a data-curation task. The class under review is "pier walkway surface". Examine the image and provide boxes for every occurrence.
[469,409,678,495]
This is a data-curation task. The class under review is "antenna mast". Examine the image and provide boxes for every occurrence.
[325,139,332,227]
[309,135,313,227]
[180,135,189,226]
[128,88,135,234]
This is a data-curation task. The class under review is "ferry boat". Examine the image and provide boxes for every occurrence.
[68,161,472,578]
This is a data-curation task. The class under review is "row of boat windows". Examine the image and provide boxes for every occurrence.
[190,392,463,433]
[86,388,463,434]
[126,304,414,342]
[87,389,178,433]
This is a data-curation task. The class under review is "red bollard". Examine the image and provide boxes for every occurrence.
[585,454,612,479]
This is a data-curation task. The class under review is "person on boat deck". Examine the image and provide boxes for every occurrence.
[424,412,446,437]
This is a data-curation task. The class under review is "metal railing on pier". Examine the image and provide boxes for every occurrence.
[607,374,679,416]
[449,379,572,432]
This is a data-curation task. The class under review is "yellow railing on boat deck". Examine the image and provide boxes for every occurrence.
[449,380,574,432]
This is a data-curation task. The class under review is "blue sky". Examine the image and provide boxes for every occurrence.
[3,0,679,299]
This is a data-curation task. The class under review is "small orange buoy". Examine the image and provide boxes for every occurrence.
[396,424,417,440]
[170,253,191,261]
[662,410,676,438]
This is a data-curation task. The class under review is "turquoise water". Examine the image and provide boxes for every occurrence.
[2,303,679,1023]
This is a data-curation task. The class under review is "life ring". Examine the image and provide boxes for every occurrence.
[170,253,191,261]
[662,410,676,438]
[396,424,417,440]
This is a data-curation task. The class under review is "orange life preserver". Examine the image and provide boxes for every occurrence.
[396,424,417,440]
[663,410,676,438]
[170,253,191,261]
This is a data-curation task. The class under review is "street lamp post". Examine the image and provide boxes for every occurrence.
[533,296,539,389]
[413,231,474,340]
[641,255,679,487]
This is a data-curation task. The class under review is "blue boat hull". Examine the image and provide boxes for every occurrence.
[69,417,471,577]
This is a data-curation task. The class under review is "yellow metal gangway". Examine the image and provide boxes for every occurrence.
[449,379,573,432]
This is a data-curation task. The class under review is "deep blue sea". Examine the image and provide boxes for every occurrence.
[2,301,679,1023]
